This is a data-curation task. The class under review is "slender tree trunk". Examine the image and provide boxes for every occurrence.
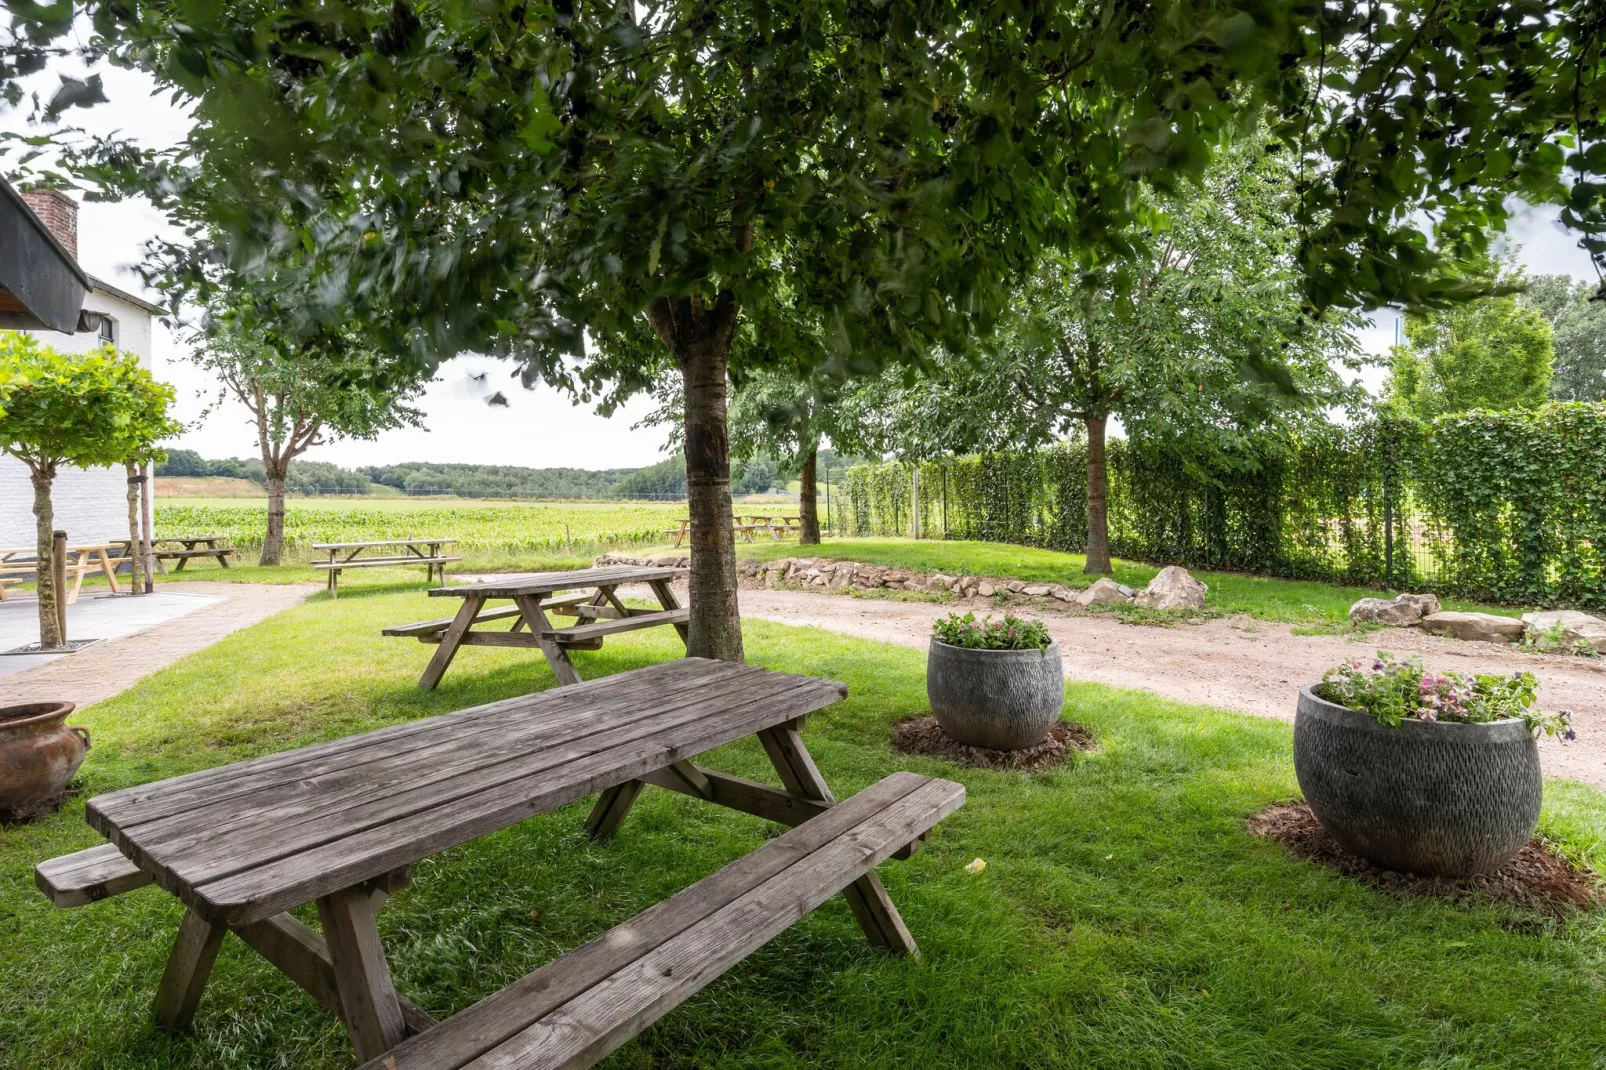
[679,332,744,661]
[1083,412,1113,575]
[125,462,142,596]
[798,441,821,545]
[31,470,62,648]
[261,464,288,566]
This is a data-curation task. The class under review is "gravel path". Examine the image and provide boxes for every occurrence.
[736,586,1606,790]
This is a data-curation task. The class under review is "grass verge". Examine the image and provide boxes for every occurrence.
[1,590,1603,1068]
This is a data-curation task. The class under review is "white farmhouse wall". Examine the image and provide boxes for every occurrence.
[0,287,154,549]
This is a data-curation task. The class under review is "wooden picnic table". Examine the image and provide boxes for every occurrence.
[0,542,133,602]
[34,658,964,1068]
[313,539,460,598]
[387,565,689,689]
[153,535,237,571]
[664,514,802,549]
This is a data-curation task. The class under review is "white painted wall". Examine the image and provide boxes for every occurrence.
[0,286,155,550]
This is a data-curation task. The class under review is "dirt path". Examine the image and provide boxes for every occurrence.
[737,587,1606,790]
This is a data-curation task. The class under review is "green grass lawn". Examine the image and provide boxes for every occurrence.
[733,538,1520,625]
[2,589,1603,1068]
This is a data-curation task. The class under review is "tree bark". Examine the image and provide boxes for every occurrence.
[647,292,744,663]
[125,462,142,596]
[31,470,62,648]
[798,442,821,544]
[1083,412,1113,575]
[261,466,288,566]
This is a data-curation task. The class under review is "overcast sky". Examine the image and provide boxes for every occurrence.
[6,54,1600,470]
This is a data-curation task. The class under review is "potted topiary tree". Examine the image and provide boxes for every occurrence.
[1295,653,1574,877]
[927,612,1063,750]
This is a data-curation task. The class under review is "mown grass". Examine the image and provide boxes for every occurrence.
[2,589,1604,1069]
[733,538,1520,625]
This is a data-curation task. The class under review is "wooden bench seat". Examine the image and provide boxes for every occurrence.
[313,556,461,570]
[549,607,690,645]
[356,771,963,1070]
[155,549,237,560]
[36,843,153,907]
[383,594,600,641]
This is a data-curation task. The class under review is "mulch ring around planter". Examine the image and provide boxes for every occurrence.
[0,783,79,826]
[893,717,1095,772]
[1248,803,1604,918]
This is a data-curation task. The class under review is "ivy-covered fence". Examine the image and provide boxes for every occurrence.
[839,403,1606,607]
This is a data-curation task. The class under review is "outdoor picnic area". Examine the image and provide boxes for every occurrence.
[6,6,1606,1070]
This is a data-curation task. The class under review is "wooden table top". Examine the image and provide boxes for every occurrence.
[312,539,458,550]
[432,565,686,598]
[86,658,843,927]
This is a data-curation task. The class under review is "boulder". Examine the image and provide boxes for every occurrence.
[1006,580,1027,594]
[977,582,997,597]
[1133,566,1208,611]
[1052,587,1077,603]
[1420,611,1525,644]
[1075,577,1134,607]
[1022,584,1052,597]
[1522,610,1606,654]
[828,567,854,589]
[1348,592,1440,627]
[763,567,783,589]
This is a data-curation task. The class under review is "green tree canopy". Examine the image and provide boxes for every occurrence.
[1521,273,1606,402]
[0,333,180,646]
[1386,261,1556,418]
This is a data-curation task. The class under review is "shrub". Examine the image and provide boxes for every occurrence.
[1319,651,1574,738]
[932,612,1051,651]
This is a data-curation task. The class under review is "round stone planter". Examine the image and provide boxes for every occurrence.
[1293,684,1540,876]
[926,638,1063,751]
[0,701,89,820]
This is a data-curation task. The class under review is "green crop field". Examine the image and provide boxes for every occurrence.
[154,499,688,555]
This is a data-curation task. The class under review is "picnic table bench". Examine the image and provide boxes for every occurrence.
[153,535,237,571]
[0,542,134,602]
[313,539,460,598]
[34,657,963,1068]
[386,565,690,689]
[664,514,802,548]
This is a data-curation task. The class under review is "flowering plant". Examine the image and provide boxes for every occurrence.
[932,612,1051,651]
[1320,651,1574,739]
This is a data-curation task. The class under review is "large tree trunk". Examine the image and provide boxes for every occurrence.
[648,292,744,663]
[31,470,62,648]
[798,441,821,545]
[261,465,288,566]
[1083,412,1113,575]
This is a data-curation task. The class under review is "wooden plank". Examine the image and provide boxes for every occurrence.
[318,885,407,1062]
[153,908,227,1030]
[312,540,459,550]
[416,777,966,1070]
[355,773,943,1070]
[433,567,685,599]
[514,593,583,687]
[314,556,460,570]
[417,594,485,690]
[639,765,830,828]
[112,668,765,857]
[34,843,152,906]
[548,608,690,644]
[583,780,644,841]
[382,605,525,638]
[90,660,739,829]
[186,675,849,925]
[140,673,812,890]
[648,580,690,644]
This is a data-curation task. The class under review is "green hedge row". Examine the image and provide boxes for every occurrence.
[841,403,1606,607]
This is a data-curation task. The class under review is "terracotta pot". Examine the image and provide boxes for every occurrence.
[0,702,89,819]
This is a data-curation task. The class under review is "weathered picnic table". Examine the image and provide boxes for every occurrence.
[386,565,690,689]
[663,514,802,548]
[313,539,460,598]
[33,657,963,1069]
[153,535,237,571]
[0,542,134,602]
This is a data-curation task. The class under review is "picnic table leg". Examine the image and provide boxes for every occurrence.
[585,779,645,841]
[757,723,920,958]
[418,594,484,690]
[96,547,122,594]
[153,908,229,1030]
[648,579,690,645]
[317,885,407,1062]
[513,593,583,687]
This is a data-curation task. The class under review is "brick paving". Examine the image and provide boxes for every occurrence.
[0,582,317,708]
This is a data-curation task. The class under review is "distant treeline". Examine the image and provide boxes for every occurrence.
[155,448,863,499]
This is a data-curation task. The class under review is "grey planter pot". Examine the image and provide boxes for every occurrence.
[1293,684,1541,876]
[926,638,1063,751]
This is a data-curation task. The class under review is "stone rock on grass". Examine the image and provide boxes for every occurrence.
[1349,592,1440,627]
[977,582,997,597]
[1022,584,1052,597]
[1420,611,1526,644]
[1522,610,1606,653]
[1134,566,1208,611]
[1076,577,1133,607]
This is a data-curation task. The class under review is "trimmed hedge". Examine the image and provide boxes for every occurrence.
[842,403,1606,607]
